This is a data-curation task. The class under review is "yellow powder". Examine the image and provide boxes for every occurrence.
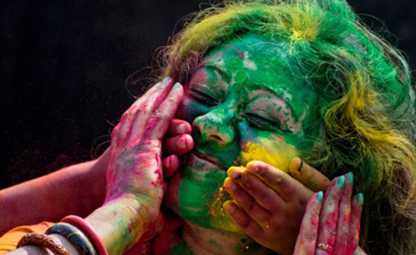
[209,138,298,233]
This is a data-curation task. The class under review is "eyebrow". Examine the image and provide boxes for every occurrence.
[203,63,231,83]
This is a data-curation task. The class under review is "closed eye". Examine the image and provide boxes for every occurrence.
[244,112,278,130]
[189,88,219,107]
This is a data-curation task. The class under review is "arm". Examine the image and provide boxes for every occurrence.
[5,196,150,255]
[0,152,108,235]
[0,117,193,236]
[6,78,184,255]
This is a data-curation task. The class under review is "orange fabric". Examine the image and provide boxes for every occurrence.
[0,222,54,254]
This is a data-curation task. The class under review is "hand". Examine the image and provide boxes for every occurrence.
[223,159,330,255]
[85,118,193,207]
[162,119,194,177]
[105,77,183,215]
[293,173,365,255]
[126,119,193,255]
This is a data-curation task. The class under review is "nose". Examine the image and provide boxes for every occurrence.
[193,108,235,146]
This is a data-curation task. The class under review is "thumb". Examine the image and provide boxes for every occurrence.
[288,157,331,191]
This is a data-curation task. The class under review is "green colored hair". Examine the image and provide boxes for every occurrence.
[160,0,416,254]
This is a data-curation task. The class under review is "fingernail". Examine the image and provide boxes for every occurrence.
[356,193,364,204]
[223,177,231,187]
[298,159,304,172]
[173,82,182,90]
[162,77,171,85]
[224,201,235,213]
[317,191,323,202]
[347,172,354,184]
[337,175,345,188]
[231,172,241,180]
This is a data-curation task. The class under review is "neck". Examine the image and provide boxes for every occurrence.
[182,221,272,255]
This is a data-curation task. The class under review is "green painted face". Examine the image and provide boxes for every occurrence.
[167,34,321,230]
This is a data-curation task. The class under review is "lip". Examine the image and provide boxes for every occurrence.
[191,151,225,170]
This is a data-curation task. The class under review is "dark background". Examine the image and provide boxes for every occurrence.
[1,1,415,188]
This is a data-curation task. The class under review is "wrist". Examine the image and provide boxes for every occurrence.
[85,194,159,255]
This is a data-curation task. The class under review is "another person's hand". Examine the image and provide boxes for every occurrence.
[162,119,194,177]
[223,159,331,255]
[104,77,183,230]
[293,173,365,255]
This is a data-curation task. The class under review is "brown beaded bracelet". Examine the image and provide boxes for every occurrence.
[17,233,69,255]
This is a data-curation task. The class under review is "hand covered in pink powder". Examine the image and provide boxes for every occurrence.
[162,119,194,177]
[223,159,331,255]
[293,173,365,255]
[105,77,183,213]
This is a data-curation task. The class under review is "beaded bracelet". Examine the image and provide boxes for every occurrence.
[46,223,97,255]
[62,215,109,255]
[17,233,69,255]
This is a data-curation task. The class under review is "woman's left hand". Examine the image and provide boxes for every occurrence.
[223,160,330,255]
[293,174,365,255]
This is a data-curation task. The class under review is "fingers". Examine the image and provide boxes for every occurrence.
[162,155,179,177]
[223,201,265,239]
[333,173,354,254]
[349,193,364,254]
[223,177,272,227]
[164,134,194,155]
[144,83,184,141]
[293,192,323,255]
[111,78,174,147]
[289,157,331,192]
[293,173,364,255]
[162,119,193,177]
[316,176,345,255]
[245,161,313,203]
[128,78,176,145]
[227,166,284,212]
[167,119,192,136]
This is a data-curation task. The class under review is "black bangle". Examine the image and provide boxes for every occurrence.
[46,223,97,255]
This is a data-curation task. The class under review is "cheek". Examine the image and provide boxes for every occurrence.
[238,123,298,172]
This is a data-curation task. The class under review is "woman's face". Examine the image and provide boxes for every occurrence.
[167,34,320,230]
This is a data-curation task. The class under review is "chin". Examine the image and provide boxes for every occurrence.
[164,153,242,233]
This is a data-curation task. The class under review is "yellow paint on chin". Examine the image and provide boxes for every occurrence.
[209,138,298,233]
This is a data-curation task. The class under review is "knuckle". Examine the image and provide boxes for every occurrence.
[273,175,285,186]
[152,110,170,121]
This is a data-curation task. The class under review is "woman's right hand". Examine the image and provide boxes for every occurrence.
[105,77,183,220]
